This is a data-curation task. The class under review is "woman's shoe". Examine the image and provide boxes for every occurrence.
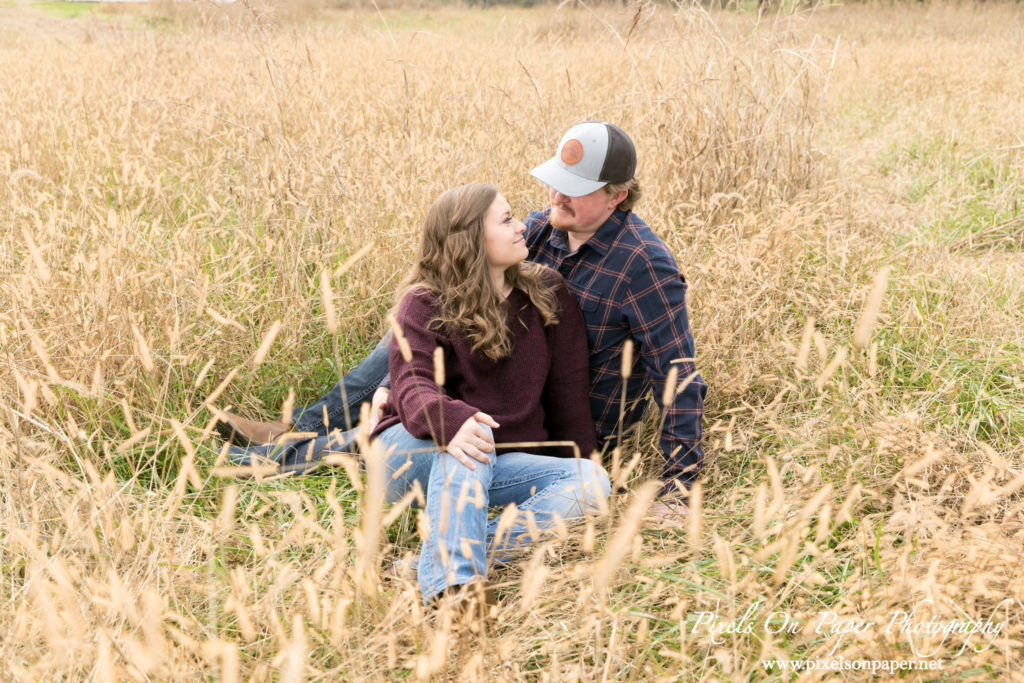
[434,581,498,629]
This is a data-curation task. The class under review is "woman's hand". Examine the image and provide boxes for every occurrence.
[367,386,390,433]
[446,412,500,470]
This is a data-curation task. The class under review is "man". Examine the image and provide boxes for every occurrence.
[217,122,707,507]
[526,121,706,504]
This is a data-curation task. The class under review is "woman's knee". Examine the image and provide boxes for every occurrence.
[437,450,494,490]
[576,458,611,510]
[384,452,414,503]
[440,422,495,479]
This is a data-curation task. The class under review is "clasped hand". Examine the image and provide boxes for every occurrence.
[446,412,499,470]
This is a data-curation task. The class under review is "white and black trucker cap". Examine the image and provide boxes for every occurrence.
[530,121,637,197]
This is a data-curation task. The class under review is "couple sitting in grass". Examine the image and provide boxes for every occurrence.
[215,122,707,607]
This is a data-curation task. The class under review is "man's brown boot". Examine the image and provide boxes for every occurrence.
[213,410,290,446]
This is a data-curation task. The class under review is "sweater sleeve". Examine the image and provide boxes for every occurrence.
[389,291,479,445]
[541,274,599,458]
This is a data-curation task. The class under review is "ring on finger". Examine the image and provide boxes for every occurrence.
[475,437,484,447]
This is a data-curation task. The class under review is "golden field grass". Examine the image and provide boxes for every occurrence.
[1,1,1023,680]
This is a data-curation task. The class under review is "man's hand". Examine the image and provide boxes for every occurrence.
[647,498,688,526]
[367,386,390,433]
[446,412,499,470]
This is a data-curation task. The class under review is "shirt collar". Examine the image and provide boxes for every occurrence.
[545,210,625,257]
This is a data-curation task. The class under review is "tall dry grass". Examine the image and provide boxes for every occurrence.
[2,2,1023,679]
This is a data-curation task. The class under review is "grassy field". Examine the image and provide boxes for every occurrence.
[1,1,1022,680]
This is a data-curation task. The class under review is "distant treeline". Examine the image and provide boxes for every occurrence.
[330,0,1023,8]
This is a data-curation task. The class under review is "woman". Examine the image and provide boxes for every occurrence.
[372,183,610,604]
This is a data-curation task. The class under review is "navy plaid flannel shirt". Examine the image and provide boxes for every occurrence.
[525,208,707,492]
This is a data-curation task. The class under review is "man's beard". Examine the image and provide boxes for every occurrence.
[550,205,573,229]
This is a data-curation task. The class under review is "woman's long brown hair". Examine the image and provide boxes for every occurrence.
[394,183,560,361]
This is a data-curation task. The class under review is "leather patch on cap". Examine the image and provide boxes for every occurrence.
[560,139,584,165]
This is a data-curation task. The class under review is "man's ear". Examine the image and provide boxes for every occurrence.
[608,189,628,209]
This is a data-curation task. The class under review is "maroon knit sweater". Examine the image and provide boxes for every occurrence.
[372,271,598,458]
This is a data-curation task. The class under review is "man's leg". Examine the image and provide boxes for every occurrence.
[227,428,358,475]
[292,332,392,435]
[215,333,391,446]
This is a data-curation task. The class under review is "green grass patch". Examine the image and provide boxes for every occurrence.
[35,1,99,19]
[876,331,1024,446]
[368,8,508,33]
[881,137,1023,248]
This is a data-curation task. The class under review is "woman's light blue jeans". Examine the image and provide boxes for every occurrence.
[376,422,611,602]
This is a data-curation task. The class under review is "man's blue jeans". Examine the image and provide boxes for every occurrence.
[376,422,611,602]
[228,334,390,473]
[292,333,392,434]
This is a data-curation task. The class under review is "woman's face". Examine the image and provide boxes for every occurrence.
[483,194,528,273]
